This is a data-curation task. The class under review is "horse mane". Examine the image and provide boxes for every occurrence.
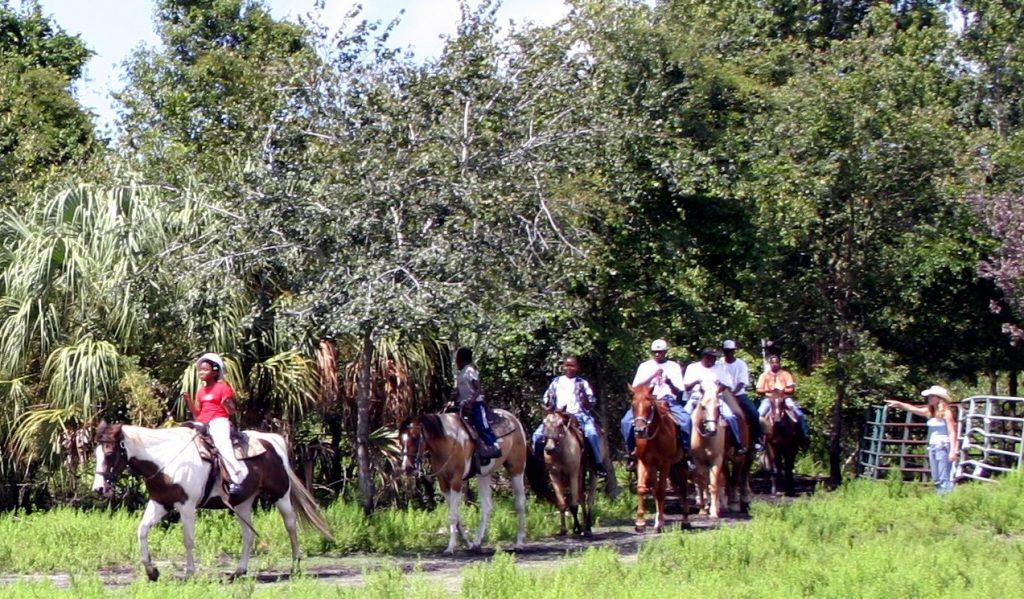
[418,413,447,440]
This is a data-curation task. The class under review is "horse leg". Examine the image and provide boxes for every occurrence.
[470,475,493,551]
[785,450,797,497]
[511,472,527,549]
[708,462,723,519]
[444,486,464,555]
[584,467,596,536]
[653,467,667,533]
[635,461,649,531]
[232,498,256,578]
[275,495,302,572]
[137,500,167,582]
[552,473,569,536]
[179,503,197,578]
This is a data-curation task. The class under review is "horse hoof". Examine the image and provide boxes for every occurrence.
[145,565,159,582]
[443,548,455,556]
[556,529,567,537]
[467,544,483,554]
[635,524,646,533]
[680,521,692,530]
[583,530,593,538]
[654,526,664,534]
[229,570,247,582]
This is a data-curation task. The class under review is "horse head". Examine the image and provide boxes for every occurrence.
[398,416,424,477]
[630,385,658,440]
[92,420,128,497]
[541,410,571,455]
[695,386,721,437]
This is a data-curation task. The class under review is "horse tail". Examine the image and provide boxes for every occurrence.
[285,466,334,541]
[525,447,554,503]
[263,434,334,541]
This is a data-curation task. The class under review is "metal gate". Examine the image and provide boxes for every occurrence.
[859,396,1024,483]
[957,395,1024,483]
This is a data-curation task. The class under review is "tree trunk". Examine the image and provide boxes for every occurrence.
[592,351,620,499]
[988,368,998,395]
[829,382,845,487]
[357,330,375,515]
[1009,369,1019,397]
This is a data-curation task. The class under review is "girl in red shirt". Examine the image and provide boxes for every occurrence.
[183,353,246,496]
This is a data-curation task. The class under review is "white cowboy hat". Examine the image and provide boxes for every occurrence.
[196,352,226,378]
[920,385,951,401]
[650,339,669,352]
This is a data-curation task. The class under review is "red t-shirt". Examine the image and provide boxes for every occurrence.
[195,380,234,423]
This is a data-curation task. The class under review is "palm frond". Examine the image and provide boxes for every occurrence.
[43,338,121,418]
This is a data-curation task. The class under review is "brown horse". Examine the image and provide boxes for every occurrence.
[399,410,535,554]
[762,391,799,496]
[720,389,754,513]
[690,386,727,518]
[630,385,688,532]
[540,411,596,536]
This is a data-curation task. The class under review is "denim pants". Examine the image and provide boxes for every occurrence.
[928,443,954,493]
[470,402,497,446]
[759,397,809,438]
[734,393,762,440]
[533,411,603,463]
[620,399,690,452]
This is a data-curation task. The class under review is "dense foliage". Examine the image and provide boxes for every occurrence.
[1,0,1023,507]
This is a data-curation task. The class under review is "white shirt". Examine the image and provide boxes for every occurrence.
[632,359,684,400]
[456,365,482,404]
[683,361,721,401]
[716,356,750,394]
[551,375,593,414]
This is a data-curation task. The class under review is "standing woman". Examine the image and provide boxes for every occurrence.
[885,385,959,493]
[182,352,246,496]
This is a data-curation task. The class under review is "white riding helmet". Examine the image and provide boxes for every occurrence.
[196,352,225,379]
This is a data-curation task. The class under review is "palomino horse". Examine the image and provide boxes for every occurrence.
[691,388,753,517]
[540,411,596,536]
[399,409,535,554]
[690,384,727,518]
[762,391,799,496]
[720,389,754,513]
[92,422,332,581]
[630,385,688,533]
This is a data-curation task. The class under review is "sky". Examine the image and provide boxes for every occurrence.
[35,1,570,135]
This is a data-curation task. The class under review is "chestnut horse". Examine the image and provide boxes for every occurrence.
[762,391,799,496]
[92,422,332,581]
[540,411,596,536]
[630,385,689,532]
[690,385,727,518]
[399,410,535,554]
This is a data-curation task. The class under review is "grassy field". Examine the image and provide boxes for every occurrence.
[3,473,1024,597]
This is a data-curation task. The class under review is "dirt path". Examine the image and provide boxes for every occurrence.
[1,474,820,591]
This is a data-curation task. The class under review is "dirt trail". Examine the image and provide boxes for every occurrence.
[1,474,820,591]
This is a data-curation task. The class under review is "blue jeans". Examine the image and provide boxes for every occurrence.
[759,397,808,438]
[928,444,954,494]
[470,402,497,446]
[532,411,603,463]
[735,393,762,440]
[621,399,690,452]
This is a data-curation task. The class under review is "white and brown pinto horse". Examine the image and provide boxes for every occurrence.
[92,422,332,581]
[399,410,532,554]
[540,410,596,536]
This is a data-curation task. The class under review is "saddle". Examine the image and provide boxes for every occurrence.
[458,404,517,440]
[184,422,267,461]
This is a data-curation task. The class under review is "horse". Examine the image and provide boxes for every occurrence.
[92,421,333,581]
[540,410,596,537]
[630,385,688,533]
[720,389,754,513]
[761,391,799,496]
[399,409,536,554]
[690,384,727,518]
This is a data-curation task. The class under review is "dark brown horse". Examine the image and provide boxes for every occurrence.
[630,385,688,532]
[761,392,799,496]
[540,411,596,536]
[721,389,754,512]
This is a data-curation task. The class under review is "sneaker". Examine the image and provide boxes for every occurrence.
[753,442,764,452]
[227,483,244,498]
[479,444,502,459]
[594,464,608,477]
[735,446,748,456]
[625,455,636,472]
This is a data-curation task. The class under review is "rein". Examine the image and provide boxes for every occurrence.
[405,421,459,480]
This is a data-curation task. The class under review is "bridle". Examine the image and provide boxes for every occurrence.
[401,422,427,477]
[541,412,570,452]
[695,388,722,438]
[632,394,659,440]
[95,437,128,488]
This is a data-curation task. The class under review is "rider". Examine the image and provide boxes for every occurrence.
[531,356,608,477]
[717,340,762,450]
[683,348,747,454]
[453,347,502,460]
[182,352,245,497]
[756,354,809,447]
[621,339,689,471]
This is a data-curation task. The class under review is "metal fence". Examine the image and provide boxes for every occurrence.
[858,396,1024,483]
[956,395,1024,483]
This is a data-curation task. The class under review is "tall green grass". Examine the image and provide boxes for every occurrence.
[0,491,634,573]
[3,475,1024,597]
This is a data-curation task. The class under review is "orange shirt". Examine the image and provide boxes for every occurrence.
[756,369,796,395]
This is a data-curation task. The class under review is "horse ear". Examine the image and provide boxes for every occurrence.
[627,384,634,393]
